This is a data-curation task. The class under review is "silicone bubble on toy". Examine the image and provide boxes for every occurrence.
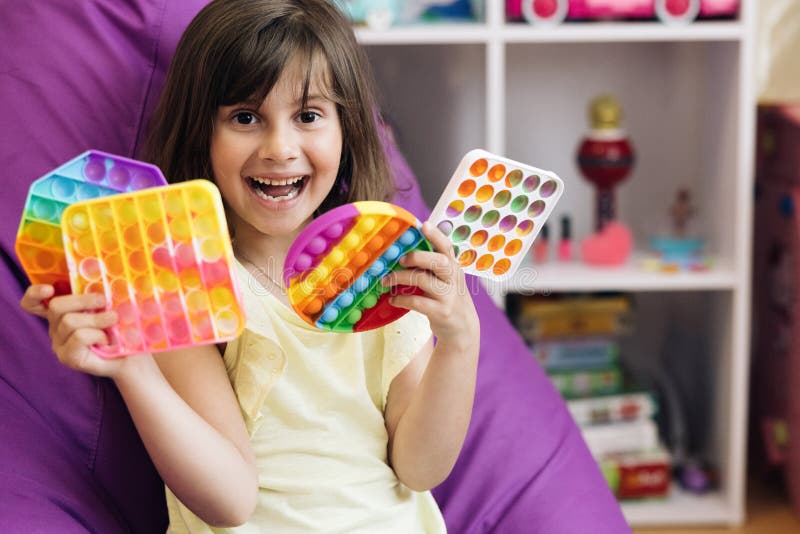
[15,150,168,296]
[283,149,564,333]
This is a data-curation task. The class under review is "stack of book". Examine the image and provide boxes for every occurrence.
[514,294,672,500]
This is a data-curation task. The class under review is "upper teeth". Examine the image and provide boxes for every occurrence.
[250,176,304,186]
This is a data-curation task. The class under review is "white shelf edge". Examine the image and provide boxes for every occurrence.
[355,24,488,45]
[622,486,734,526]
[484,257,738,295]
[355,21,744,45]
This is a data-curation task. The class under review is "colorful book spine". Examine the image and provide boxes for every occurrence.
[532,337,619,370]
[567,391,657,426]
[547,365,622,399]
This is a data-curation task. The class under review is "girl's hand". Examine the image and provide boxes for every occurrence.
[20,283,56,318]
[31,290,135,378]
[381,222,479,345]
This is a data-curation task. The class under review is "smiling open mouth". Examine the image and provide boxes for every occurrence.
[247,175,307,202]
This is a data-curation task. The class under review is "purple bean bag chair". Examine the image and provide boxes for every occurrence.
[0,2,629,532]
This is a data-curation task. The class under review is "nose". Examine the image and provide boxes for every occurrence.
[258,124,298,162]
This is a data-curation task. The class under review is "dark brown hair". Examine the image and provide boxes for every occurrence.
[142,0,393,212]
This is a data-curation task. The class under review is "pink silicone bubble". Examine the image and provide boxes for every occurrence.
[499,215,517,233]
[540,180,558,197]
[131,171,157,190]
[152,246,174,270]
[145,322,166,345]
[306,236,327,255]
[523,175,541,193]
[528,200,546,217]
[324,223,344,239]
[294,253,313,272]
[108,165,132,189]
[192,314,214,340]
[84,158,106,182]
[141,298,161,322]
[202,259,230,285]
[167,317,191,345]
[162,292,184,318]
[175,242,197,270]
[117,301,138,325]
[120,326,143,350]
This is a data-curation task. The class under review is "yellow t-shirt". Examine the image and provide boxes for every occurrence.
[166,261,446,533]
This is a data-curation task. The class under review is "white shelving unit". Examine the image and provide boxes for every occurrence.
[358,0,755,527]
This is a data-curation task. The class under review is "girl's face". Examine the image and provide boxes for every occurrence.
[210,56,342,242]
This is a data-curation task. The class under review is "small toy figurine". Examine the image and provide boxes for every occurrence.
[576,94,635,231]
[670,188,695,238]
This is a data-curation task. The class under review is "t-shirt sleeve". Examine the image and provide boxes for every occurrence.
[381,310,433,408]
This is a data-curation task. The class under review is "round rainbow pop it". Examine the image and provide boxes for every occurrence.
[61,180,245,358]
[283,201,432,333]
[15,150,167,295]
[428,149,564,281]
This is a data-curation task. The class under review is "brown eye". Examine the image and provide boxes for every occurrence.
[299,111,320,124]
[233,111,257,125]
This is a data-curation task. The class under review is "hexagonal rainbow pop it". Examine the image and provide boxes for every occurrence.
[61,180,245,358]
[429,149,564,281]
[283,201,432,333]
[15,150,168,295]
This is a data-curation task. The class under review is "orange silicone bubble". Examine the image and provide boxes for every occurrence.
[469,158,488,176]
[488,164,506,182]
[504,239,523,256]
[475,185,494,203]
[458,249,477,267]
[493,258,512,276]
[457,180,477,197]
[470,230,488,247]
[487,235,506,252]
[476,254,494,271]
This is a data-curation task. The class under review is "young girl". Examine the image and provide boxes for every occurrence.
[20,0,479,532]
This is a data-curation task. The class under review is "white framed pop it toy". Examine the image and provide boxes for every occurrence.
[428,149,564,281]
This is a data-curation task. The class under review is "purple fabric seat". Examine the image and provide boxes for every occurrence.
[0,2,629,532]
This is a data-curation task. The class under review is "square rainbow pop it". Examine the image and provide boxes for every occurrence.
[428,149,564,281]
[61,180,245,358]
[15,150,168,295]
[283,201,432,333]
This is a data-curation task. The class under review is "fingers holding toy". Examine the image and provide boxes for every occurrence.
[45,293,125,377]
[20,284,55,318]
[382,222,478,342]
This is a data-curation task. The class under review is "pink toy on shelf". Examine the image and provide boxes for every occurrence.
[580,221,633,266]
[507,0,739,25]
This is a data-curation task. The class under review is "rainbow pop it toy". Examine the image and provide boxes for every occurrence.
[15,150,168,295]
[61,180,245,358]
[283,201,432,332]
[429,149,564,281]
